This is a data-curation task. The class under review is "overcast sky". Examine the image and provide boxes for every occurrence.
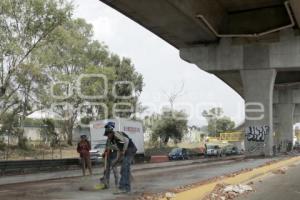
[73,0,245,126]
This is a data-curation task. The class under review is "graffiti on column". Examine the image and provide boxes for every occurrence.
[247,142,265,153]
[246,125,270,142]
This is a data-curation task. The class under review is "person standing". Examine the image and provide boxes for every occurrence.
[103,122,137,194]
[77,134,92,176]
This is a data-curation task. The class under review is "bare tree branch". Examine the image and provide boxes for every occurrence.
[162,81,185,110]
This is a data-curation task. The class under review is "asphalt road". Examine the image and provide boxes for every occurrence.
[238,160,300,200]
[0,158,276,200]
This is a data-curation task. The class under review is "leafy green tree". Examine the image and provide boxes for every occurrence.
[40,18,144,145]
[0,112,23,148]
[0,0,144,146]
[0,0,72,99]
[0,0,73,144]
[40,119,58,147]
[202,107,235,136]
[39,18,98,145]
[215,116,235,134]
[0,113,20,136]
[151,110,188,145]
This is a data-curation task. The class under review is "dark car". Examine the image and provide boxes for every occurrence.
[223,145,239,156]
[168,148,189,160]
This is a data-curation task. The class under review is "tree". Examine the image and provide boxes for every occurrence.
[0,0,72,100]
[215,116,235,135]
[202,107,235,136]
[41,18,144,145]
[0,0,73,144]
[40,119,58,147]
[151,110,188,145]
[0,0,144,146]
[0,113,21,137]
[39,18,98,145]
[162,81,184,110]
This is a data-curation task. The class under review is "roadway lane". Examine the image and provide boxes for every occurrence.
[238,160,300,200]
[0,156,243,185]
[0,158,277,200]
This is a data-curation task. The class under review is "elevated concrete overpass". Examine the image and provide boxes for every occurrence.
[100,0,300,156]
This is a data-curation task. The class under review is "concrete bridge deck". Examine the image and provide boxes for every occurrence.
[99,0,300,156]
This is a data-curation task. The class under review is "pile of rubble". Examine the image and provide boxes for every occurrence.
[272,167,288,174]
[136,192,164,200]
[204,183,254,200]
[136,168,254,200]
[137,192,177,200]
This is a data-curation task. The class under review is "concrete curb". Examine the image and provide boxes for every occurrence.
[160,156,300,200]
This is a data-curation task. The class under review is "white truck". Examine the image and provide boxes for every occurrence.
[89,118,145,162]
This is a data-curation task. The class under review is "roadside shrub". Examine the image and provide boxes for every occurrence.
[0,139,5,151]
[18,137,29,150]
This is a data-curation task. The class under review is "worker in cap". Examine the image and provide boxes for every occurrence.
[101,121,120,190]
[77,134,92,176]
[103,122,137,194]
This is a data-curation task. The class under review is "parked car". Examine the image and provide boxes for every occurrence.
[205,144,223,157]
[223,145,239,156]
[168,148,189,160]
[198,146,206,156]
[294,141,300,151]
[89,141,106,163]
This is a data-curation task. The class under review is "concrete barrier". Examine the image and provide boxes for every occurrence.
[150,155,169,163]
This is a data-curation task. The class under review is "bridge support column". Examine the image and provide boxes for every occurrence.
[277,104,294,152]
[276,88,295,152]
[241,69,276,157]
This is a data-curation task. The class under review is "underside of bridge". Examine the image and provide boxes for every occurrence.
[100,0,300,47]
[100,0,300,156]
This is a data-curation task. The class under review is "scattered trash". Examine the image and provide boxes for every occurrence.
[165,192,176,200]
[247,181,254,185]
[272,167,288,174]
[137,192,164,200]
[204,183,253,200]
[223,184,253,194]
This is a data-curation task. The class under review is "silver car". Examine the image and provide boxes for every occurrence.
[205,144,223,157]
[89,142,106,163]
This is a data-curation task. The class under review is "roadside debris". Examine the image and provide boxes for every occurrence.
[136,192,164,200]
[272,167,288,174]
[223,184,253,193]
[204,183,253,200]
[136,168,254,200]
[225,168,252,177]
[165,192,176,200]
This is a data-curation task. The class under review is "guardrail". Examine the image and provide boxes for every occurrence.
[0,158,81,176]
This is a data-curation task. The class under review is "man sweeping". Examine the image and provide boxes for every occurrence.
[103,122,137,194]
[100,136,120,190]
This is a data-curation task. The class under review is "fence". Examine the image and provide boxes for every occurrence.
[0,144,79,161]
